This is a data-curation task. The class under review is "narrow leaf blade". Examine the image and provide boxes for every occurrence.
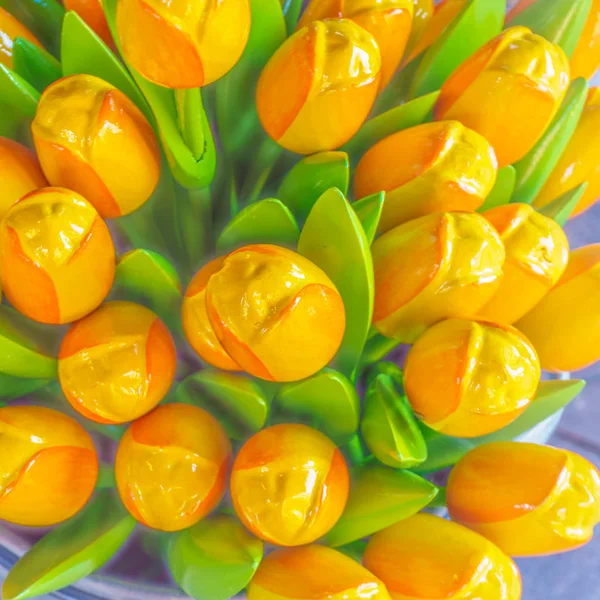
[537,182,588,226]
[478,166,516,212]
[12,37,62,92]
[352,192,385,245]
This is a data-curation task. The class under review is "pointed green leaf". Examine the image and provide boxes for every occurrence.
[2,491,136,600]
[325,466,438,547]
[278,152,350,222]
[12,37,61,92]
[352,192,385,245]
[365,360,404,391]
[0,64,39,124]
[513,78,588,205]
[282,0,303,33]
[0,373,50,401]
[537,182,588,226]
[360,333,401,368]
[168,515,263,600]
[478,166,516,212]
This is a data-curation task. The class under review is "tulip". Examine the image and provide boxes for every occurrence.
[447,442,600,556]
[256,19,381,154]
[32,74,161,219]
[570,0,600,79]
[479,203,570,324]
[64,0,113,46]
[0,406,98,527]
[116,0,251,89]
[434,26,570,167]
[59,301,177,424]
[248,545,392,600]
[516,244,600,372]
[535,87,600,217]
[231,424,349,546]
[404,319,540,438]
[0,7,43,69]
[115,403,232,532]
[404,0,434,61]
[0,187,115,324]
[372,212,505,343]
[204,244,346,382]
[363,513,522,600]
[354,121,498,233]
[297,0,413,89]
[0,137,47,220]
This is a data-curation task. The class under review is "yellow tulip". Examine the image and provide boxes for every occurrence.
[65,0,113,47]
[0,7,43,69]
[403,0,434,62]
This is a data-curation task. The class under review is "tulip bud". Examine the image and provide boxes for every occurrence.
[0,137,47,220]
[448,442,600,556]
[115,403,232,532]
[64,0,113,46]
[0,7,43,69]
[32,74,161,219]
[434,26,570,167]
[354,121,498,232]
[59,301,177,424]
[372,212,505,343]
[516,244,600,372]
[231,424,349,546]
[204,244,346,382]
[404,319,540,438]
[256,19,381,154]
[116,0,251,89]
[0,406,98,527]
[404,0,434,61]
[479,203,570,324]
[248,545,392,600]
[363,513,522,600]
[570,0,600,79]
[0,187,115,324]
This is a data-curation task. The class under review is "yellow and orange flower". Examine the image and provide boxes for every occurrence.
[372,212,505,343]
[403,0,434,62]
[0,406,98,527]
[354,121,498,232]
[64,0,113,46]
[32,74,161,219]
[448,442,600,557]
[434,26,570,167]
[0,187,115,324]
[0,7,43,69]
[256,19,381,154]
[115,403,232,532]
[231,424,350,546]
[363,513,522,600]
[58,301,177,424]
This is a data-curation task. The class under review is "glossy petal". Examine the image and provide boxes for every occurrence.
[570,0,600,78]
[0,7,43,69]
[64,0,113,46]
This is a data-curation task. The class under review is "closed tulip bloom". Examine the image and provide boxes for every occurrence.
[257,19,381,154]
[0,406,98,527]
[64,0,113,46]
[479,203,570,324]
[0,187,115,324]
[205,244,346,382]
[403,0,434,61]
[116,403,232,532]
[116,0,250,88]
[32,74,161,219]
[570,0,600,79]
[517,244,600,372]
[404,319,540,438]
[231,424,350,546]
[363,513,522,600]
[448,442,600,557]
[372,212,505,343]
[0,7,42,69]
[434,27,570,167]
[354,121,498,232]
[59,301,177,424]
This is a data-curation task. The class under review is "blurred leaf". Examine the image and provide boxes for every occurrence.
[478,166,516,212]
[374,52,425,114]
[325,466,438,547]
[2,491,136,600]
[0,64,39,133]
[365,360,404,391]
[298,188,374,378]
[360,333,401,371]
[282,0,303,33]
[0,373,50,401]
[12,37,61,92]
[352,192,385,245]
[538,182,588,226]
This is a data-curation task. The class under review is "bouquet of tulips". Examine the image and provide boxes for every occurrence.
[0,0,599,598]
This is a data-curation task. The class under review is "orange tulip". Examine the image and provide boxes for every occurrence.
[354,121,498,232]
[0,187,115,324]
[115,403,232,532]
[0,7,43,69]
[0,406,98,527]
[32,74,161,219]
[64,0,113,46]
[256,19,381,154]
[59,301,177,424]
[447,442,600,557]
[434,26,570,167]
[231,424,349,546]
[363,513,522,600]
[403,0,434,61]
[372,212,505,343]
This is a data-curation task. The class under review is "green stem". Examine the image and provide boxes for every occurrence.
[360,334,401,369]
[240,137,282,205]
[429,486,447,509]
[346,432,370,466]
[96,464,116,489]
[175,88,206,161]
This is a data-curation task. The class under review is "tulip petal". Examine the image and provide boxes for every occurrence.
[478,165,516,212]
[538,182,589,226]
[11,37,61,93]
[352,192,385,245]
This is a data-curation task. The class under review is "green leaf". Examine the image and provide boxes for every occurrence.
[512,78,588,205]
[168,515,263,600]
[324,466,438,547]
[352,192,385,245]
[297,188,374,378]
[282,0,303,33]
[537,182,588,226]
[176,370,269,440]
[274,368,360,443]
[365,360,404,391]
[12,37,61,92]
[478,166,516,212]
[0,64,39,128]
[360,333,401,368]
[2,491,136,600]
[0,373,50,401]
[410,0,505,98]
[216,199,300,253]
[277,152,350,222]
